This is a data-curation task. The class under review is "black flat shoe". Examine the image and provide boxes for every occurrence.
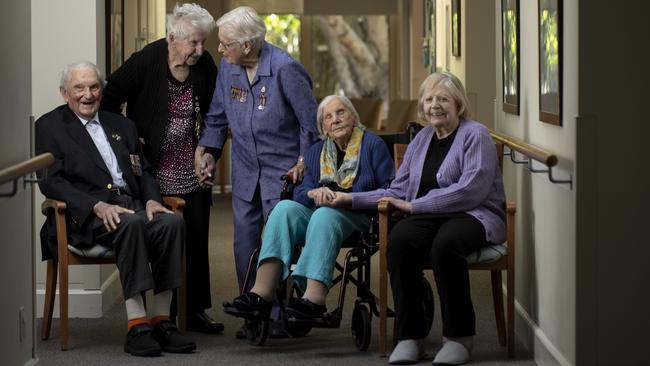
[223,292,272,320]
[285,298,327,320]
[124,323,162,357]
[187,311,225,334]
[152,320,196,353]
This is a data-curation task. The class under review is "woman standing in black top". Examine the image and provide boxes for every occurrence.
[101,3,222,334]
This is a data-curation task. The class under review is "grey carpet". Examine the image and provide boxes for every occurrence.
[36,194,535,366]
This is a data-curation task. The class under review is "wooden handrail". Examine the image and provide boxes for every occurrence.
[0,153,54,186]
[489,130,558,167]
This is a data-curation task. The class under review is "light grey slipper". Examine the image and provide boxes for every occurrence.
[389,339,425,364]
[432,340,470,365]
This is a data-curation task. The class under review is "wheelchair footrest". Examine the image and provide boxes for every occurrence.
[223,303,271,321]
[287,312,341,328]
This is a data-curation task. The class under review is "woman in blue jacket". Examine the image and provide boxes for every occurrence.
[224,95,393,322]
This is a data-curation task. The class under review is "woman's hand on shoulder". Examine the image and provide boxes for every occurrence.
[378,197,411,214]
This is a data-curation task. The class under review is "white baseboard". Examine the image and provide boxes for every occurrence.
[36,269,122,319]
[504,284,573,366]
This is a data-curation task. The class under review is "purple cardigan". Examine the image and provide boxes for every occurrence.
[351,119,507,244]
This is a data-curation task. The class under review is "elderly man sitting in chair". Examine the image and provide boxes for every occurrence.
[35,61,195,357]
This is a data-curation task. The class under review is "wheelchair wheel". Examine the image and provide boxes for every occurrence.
[245,318,269,346]
[422,277,434,336]
[284,277,312,337]
[351,303,372,351]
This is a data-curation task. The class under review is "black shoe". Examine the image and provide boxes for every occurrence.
[286,298,327,320]
[124,323,162,357]
[223,292,272,320]
[152,320,197,353]
[235,323,247,339]
[187,311,225,334]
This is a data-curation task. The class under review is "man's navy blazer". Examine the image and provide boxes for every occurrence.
[35,105,161,260]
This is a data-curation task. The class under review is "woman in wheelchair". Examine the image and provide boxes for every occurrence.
[224,95,393,324]
[331,72,506,365]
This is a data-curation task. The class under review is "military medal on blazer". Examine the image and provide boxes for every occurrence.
[258,85,267,110]
[130,154,143,176]
[231,85,248,103]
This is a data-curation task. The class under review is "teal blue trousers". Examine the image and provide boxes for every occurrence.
[258,200,370,291]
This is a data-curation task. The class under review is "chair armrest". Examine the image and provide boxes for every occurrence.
[377,200,395,214]
[163,196,185,215]
[507,201,516,214]
[41,199,67,215]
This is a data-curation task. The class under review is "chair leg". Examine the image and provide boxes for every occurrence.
[41,259,58,340]
[59,256,69,350]
[490,270,506,347]
[507,266,515,357]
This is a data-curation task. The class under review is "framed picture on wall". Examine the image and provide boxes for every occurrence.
[502,0,520,115]
[423,0,437,73]
[105,0,124,75]
[451,0,461,57]
[538,0,562,125]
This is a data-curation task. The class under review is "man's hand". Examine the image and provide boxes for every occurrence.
[287,158,306,184]
[194,146,216,188]
[378,197,412,214]
[93,201,135,231]
[307,187,336,206]
[328,192,353,208]
[145,200,173,221]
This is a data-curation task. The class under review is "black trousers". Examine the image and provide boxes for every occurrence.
[168,188,213,314]
[387,213,489,340]
[91,193,184,300]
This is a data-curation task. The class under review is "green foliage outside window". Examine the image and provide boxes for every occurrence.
[263,14,301,60]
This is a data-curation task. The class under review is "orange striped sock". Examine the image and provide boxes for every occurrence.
[150,315,170,327]
[127,317,150,330]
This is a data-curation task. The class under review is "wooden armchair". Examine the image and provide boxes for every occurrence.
[40,196,187,350]
[349,98,385,132]
[377,143,516,357]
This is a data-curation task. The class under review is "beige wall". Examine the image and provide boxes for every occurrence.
[0,2,34,365]
[575,1,650,365]
[494,0,578,364]
[31,0,121,319]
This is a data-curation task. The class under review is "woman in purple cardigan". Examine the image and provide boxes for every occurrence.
[332,72,506,365]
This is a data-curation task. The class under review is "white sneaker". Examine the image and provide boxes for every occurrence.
[432,340,470,365]
[389,339,425,364]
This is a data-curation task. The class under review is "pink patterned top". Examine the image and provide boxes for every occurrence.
[156,77,200,194]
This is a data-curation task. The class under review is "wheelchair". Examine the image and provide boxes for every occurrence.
[224,122,434,351]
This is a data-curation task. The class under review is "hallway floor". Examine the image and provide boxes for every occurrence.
[36,194,535,365]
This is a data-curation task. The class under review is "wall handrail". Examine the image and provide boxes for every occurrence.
[0,153,54,196]
[488,130,572,189]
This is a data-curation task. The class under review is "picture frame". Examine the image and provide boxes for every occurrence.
[502,0,520,115]
[423,0,437,73]
[105,0,124,75]
[451,0,461,57]
[538,0,562,125]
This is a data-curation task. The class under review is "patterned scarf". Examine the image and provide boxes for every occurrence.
[319,126,365,189]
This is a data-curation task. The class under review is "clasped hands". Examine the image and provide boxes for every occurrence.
[93,200,172,232]
[194,146,216,188]
[308,189,412,214]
